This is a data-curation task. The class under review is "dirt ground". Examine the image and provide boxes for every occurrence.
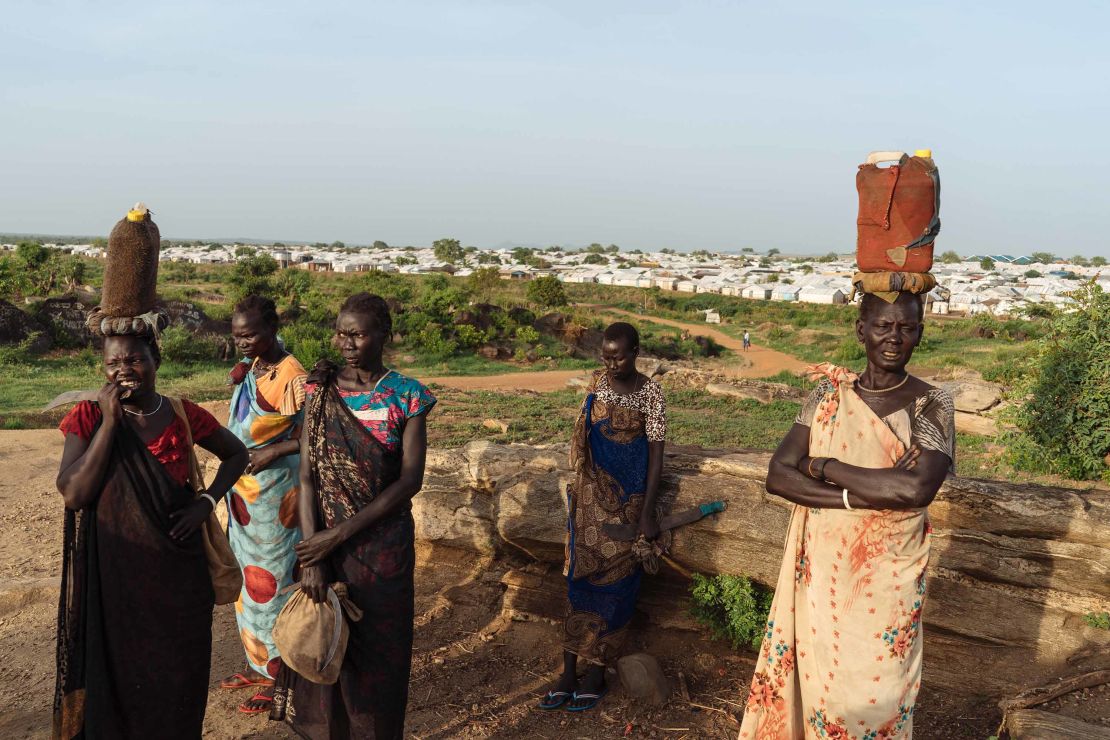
[0,426,1008,740]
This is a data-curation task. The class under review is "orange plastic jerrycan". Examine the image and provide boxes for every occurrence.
[856,150,940,273]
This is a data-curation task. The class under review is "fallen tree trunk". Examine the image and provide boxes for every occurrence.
[414,441,1110,699]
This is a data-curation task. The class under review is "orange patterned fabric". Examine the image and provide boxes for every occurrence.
[739,364,930,740]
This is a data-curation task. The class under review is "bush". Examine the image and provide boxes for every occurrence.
[0,333,43,364]
[281,320,340,368]
[414,325,458,357]
[689,573,774,651]
[526,276,568,308]
[1003,281,1110,481]
[514,326,540,344]
[454,323,487,349]
[159,326,225,363]
[831,337,866,364]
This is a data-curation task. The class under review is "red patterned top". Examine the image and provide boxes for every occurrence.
[59,399,220,486]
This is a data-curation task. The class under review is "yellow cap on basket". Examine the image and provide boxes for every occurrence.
[914,149,932,158]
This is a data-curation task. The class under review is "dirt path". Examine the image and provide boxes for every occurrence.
[414,307,809,393]
[593,306,809,378]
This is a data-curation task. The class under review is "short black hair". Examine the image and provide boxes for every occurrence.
[233,294,280,332]
[603,321,639,350]
[339,292,392,337]
[859,292,925,322]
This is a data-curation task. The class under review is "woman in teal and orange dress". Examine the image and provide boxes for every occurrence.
[271,292,435,740]
[220,295,309,714]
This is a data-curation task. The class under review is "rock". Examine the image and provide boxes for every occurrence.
[533,312,568,336]
[160,300,227,334]
[455,303,504,332]
[706,383,772,404]
[955,410,999,436]
[0,299,52,353]
[566,375,591,389]
[508,307,536,326]
[940,380,1003,413]
[477,344,500,360]
[637,358,669,378]
[35,294,97,347]
[617,653,670,705]
[482,419,509,434]
[411,440,1110,700]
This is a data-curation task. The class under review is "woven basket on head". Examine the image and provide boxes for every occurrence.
[85,203,167,337]
[851,271,937,303]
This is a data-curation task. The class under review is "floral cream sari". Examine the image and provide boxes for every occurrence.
[739,364,954,740]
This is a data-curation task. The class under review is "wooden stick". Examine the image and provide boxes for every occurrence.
[998,669,1110,712]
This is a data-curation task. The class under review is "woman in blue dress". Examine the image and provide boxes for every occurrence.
[540,321,667,712]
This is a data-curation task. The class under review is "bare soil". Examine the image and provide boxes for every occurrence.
[0,425,1016,740]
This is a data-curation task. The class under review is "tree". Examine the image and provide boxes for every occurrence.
[940,251,962,264]
[372,240,388,250]
[1031,251,1056,264]
[272,268,311,309]
[16,241,49,269]
[511,247,535,264]
[432,238,465,265]
[59,257,86,292]
[526,275,567,308]
[660,248,676,254]
[586,243,605,254]
[583,253,608,265]
[1092,256,1107,267]
[605,244,620,254]
[330,241,346,250]
[229,254,278,301]
[1024,269,1043,279]
[741,247,754,254]
[1072,255,1091,267]
[766,248,781,257]
[476,252,501,265]
[91,237,108,250]
[1005,281,1110,481]
[980,257,996,271]
[818,252,839,263]
[800,264,814,274]
[234,246,256,258]
[469,266,501,301]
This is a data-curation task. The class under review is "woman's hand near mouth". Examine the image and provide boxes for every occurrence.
[96,382,127,427]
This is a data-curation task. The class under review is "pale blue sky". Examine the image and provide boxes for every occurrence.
[2,1,1108,256]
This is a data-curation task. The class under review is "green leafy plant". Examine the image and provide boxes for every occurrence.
[1003,281,1110,481]
[1084,611,1110,630]
[689,573,774,650]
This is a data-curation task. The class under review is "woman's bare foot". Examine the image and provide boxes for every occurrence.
[238,684,275,714]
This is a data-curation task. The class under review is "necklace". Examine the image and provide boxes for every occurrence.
[124,393,164,417]
[253,353,287,379]
[857,374,910,394]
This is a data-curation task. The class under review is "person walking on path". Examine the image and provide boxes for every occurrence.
[270,292,435,740]
[538,321,666,713]
[743,330,751,351]
[219,295,308,714]
[737,292,954,740]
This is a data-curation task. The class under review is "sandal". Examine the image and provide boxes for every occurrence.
[220,672,274,690]
[566,685,609,712]
[537,690,572,710]
[238,691,274,715]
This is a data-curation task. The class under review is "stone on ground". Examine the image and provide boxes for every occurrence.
[617,652,670,705]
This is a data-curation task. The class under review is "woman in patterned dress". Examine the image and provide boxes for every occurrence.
[539,321,666,712]
[219,295,308,714]
[270,292,436,740]
[738,292,955,740]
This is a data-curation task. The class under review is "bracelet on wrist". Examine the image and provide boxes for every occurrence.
[199,492,217,511]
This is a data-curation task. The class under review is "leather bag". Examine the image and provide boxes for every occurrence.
[168,397,243,605]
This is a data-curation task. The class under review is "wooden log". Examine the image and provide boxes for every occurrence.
[999,670,1110,712]
[1001,708,1110,739]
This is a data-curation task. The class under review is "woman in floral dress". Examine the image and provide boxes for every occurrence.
[739,292,955,740]
[270,292,435,740]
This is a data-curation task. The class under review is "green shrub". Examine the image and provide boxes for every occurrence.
[454,323,487,349]
[831,337,866,364]
[1003,281,1110,481]
[160,327,224,363]
[0,333,44,364]
[282,320,340,367]
[689,573,774,651]
[1084,611,1110,630]
[414,325,458,357]
[514,326,540,344]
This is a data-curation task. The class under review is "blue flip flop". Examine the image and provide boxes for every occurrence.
[537,690,572,710]
[566,685,609,712]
